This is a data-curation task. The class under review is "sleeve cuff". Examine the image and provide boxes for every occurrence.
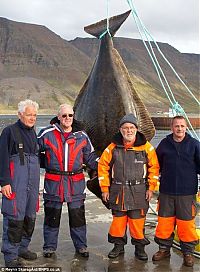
[149,184,155,191]
[101,186,109,193]
[0,181,10,187]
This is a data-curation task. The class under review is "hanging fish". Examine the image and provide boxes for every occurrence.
[74,10,155,153]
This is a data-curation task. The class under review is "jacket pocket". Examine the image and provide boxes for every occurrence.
[109,184,121,205]
[44,179,60,197]
[132,184,147,208]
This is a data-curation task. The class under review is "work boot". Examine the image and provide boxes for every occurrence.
[108,244,125,258]
[135,245,148,261]
[183,254,194,267]
[76,248,89,258]
[5,259,23,267]
[18,250,37,260]
[18,250,37,261]
[43,249,56,258]
[152,249,171,261]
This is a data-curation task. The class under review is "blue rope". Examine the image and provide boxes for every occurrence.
[126,0,176,106]
[126,0,200,140]
[127,0,200,106]
[99,0,112,39]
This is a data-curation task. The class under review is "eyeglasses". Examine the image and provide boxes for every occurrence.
[61,113,74,118]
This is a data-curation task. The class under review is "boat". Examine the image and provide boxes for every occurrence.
[151,116,200,129]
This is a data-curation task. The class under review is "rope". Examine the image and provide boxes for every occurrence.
[99,0,112,39]
[126,0,176,106]
[126,0,200,106]
[126,0,200,140]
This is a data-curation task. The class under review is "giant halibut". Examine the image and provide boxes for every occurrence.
[74,10,155,152]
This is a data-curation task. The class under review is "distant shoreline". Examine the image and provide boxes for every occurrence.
[0,113,199,117]
[0,114,199,129]
[0,113,55,116]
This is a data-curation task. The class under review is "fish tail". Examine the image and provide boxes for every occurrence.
[84,10,131,38]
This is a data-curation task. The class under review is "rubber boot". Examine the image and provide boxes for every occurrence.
[108,244,125,258]
[135,245,148,261]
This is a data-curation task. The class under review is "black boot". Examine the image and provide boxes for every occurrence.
[135,245,148,261]
[43,249,56,258]
[108,244,125,258]
[5,259,23,268]
[18,250,37,260]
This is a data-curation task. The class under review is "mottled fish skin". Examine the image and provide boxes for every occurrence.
[74,10,155,152]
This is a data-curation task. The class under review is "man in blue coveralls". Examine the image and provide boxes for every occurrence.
[0,99,40,267]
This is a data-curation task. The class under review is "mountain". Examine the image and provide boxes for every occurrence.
[70,38,199,113]
[0,17,93,112]
[0,17,199,114]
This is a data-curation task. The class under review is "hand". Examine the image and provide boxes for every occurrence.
[146,190,153,201]
[197,190,200,198]
[1,184,12,199]
[102,192,109,202]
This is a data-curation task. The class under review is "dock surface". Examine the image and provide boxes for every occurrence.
[0,190,199,271]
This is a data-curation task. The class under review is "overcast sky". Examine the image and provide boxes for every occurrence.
[0,0,199,54]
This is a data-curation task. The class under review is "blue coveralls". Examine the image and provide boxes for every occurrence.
[0,120,40,262]
[38,122,98,252]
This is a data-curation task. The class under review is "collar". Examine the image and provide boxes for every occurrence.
[17,119,34,130]
[167,132,190,144]
[112,131,147,147]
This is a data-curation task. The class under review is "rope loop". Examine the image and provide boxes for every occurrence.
[172,102,184,114]
[99,0,112,39]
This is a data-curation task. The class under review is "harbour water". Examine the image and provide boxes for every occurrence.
[0,114,199,147]
[0,114,175,147]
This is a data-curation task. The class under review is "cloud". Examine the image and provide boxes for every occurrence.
[0,0,199,53]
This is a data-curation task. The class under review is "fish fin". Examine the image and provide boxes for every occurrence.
[84,10,131,38]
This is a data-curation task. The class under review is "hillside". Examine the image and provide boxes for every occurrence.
[0,17,92,112]
[70,37,199,113]
[0,17,199,113]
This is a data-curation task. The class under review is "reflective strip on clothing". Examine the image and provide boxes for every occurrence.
[37,127,55,138]
[64,142,68,171]
[82,131,94,152]
[153,175,159,180]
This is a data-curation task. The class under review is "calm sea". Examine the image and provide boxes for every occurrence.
[0,115,199,147]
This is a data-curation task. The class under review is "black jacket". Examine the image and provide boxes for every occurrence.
[156,133,200,195]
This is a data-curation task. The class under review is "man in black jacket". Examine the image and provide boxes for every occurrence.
[0,99,40,267]
[152,116,200,267]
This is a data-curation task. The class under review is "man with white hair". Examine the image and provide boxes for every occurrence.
[98,113,159,260]
[0,99,40,267]
[38,104,98,258]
